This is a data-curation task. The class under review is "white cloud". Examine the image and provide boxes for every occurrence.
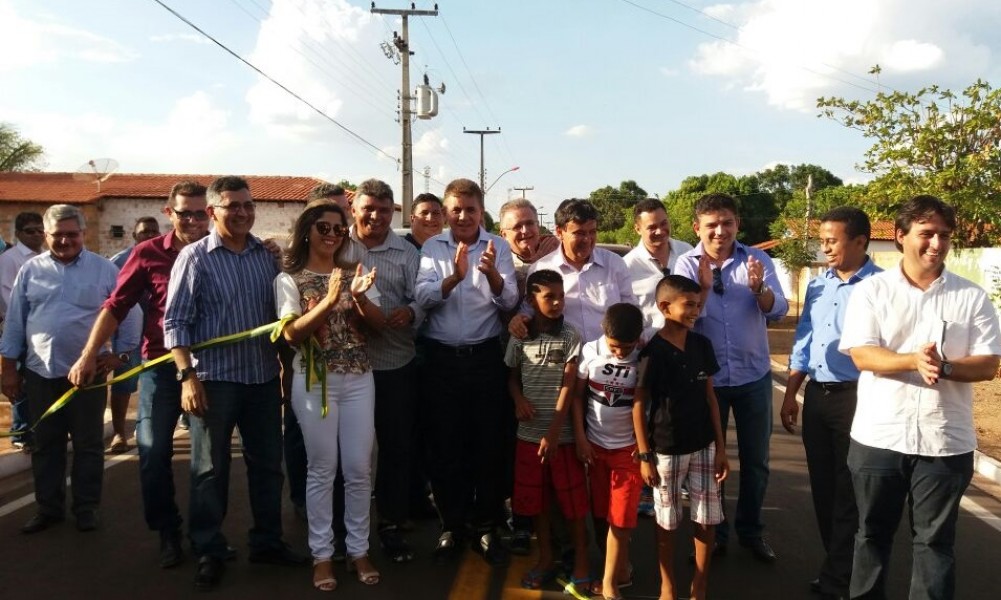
[0,1,137,71]
[245,0,390,141]
[659,66,680,77]
[564,124,593,138]
[691,0,997,110]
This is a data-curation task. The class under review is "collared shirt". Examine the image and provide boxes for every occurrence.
[0,241,40,320]
[104,232,181,359]
[839,264,1001,456]
[351,228,424,370]
[527,247,638,344]
[415,227,519,345]
[624,238,695,329]
[789,258,881,383]
[163,231,280,384]
[674,241,789,387]
[0,249,142,377]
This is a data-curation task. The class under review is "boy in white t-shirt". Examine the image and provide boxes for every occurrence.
[572,303,644,600]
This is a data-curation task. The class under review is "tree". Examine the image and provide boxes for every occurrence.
[757,164,843,212]
[818,79,1001,246]
[0,123,45,172]
[588,180,649,231]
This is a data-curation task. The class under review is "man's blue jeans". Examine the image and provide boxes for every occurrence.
[714,373,773,545]
[188,378,284,558]
[848,441,972,600]
[136,363,183,533]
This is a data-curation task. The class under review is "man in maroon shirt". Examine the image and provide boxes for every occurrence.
[68,181,210,569]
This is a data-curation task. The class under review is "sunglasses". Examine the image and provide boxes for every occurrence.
[314,222,349,237]
[171,208,209,221]
[712,267,725,295]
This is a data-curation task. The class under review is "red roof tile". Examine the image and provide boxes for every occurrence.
[781,218,895,241]
[0,172,344,204]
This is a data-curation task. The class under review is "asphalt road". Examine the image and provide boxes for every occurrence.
[1,375,1000,600]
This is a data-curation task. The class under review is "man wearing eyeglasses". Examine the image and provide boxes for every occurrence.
[674,193,789,563]
[623,198,694,331]
[164,176,307,590]
[69,181,211,570]
[779,207,881,599]
[839,195,1001,600]
[1,204,140,535]
[0,212,46,453]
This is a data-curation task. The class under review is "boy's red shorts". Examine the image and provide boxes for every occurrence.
[589,443,642,529]
[513,439,589,520]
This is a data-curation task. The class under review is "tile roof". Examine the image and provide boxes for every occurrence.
[0,172,344,204]
[780,218,895,241]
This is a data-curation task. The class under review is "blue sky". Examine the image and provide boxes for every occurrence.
[2,0,999,227]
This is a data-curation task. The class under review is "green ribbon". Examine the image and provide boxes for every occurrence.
[2,315,297,437]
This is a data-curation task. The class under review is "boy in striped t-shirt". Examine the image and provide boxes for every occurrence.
[504,269,588,590]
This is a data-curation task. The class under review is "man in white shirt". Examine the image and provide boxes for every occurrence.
[839,195,1001,600]
[0,212,45,452]
[623,198,693,330]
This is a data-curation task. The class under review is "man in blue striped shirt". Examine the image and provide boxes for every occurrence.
[164,176,306,591]
[781,207,880,600]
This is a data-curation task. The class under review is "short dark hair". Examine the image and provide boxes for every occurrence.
[554,198,599,229]
[309,182,346,202]
[355,178,394,204]
[655,274,701,302]
[526,269,563,296]
[894,195,956,251]
[633,198,666,221]
[207,176,250,204]
[168,180,207,205]
[133,216,160,234]
[602,303,643,342]
[694,193,739,218]
[443,178,483,207]
[820,206,871,249]
[414,192,442,209]
[15,212,42,231]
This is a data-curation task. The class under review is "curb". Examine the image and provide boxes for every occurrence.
[769,359,1001,489]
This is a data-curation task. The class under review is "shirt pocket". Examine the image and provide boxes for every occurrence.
[68,284,104,310]
[585,280,612,308]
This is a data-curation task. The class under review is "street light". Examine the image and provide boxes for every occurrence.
[485,166,520,193]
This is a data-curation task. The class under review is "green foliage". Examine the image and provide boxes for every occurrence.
[336,179,357,191]
[769,214,818,274]
[597,207,640,245]
[589,180,649,231]
[818,79,1001,247]
[0,123,44,172]
[482,211,496,233]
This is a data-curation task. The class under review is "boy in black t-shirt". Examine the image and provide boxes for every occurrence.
[635,275,729,600]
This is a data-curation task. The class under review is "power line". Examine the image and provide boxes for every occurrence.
[617,0,882,96]
[149,0,399,163]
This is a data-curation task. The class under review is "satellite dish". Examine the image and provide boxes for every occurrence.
[73,158,119,192]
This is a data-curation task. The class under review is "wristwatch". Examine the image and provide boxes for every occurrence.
[637,451,655,463]
[754,284,771,296]
[941,361,954,378]
[117,352,130,363]
[176,366,197,382]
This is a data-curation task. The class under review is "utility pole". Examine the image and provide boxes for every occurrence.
[463,127,501,193]
[372,3,438,223]
[422,166,431,193]
[513,186,534,199]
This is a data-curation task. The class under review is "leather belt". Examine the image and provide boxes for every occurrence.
[808,380,857,392]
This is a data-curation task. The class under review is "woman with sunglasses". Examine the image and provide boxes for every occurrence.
[275,201,386,591]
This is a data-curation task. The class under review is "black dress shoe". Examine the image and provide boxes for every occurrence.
[75,511,100,532]
[810,578,822,594]
[249,543,308,566]
[472,531,510,566]
[432,530,462,564]
[20,513,64,534]
[224,545,238,561]
[740,538,777,563]
[160,531,185,569]
[194,556,224,591]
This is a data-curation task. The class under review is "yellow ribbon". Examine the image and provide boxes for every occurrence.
[2,314,296,437]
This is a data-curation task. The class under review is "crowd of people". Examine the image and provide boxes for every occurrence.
[0,176,997,600]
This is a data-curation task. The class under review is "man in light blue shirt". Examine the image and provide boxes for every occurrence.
[780,207,880,600]
[415,177,518,566]
[0,204,140,534]
[674,193,789,562]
